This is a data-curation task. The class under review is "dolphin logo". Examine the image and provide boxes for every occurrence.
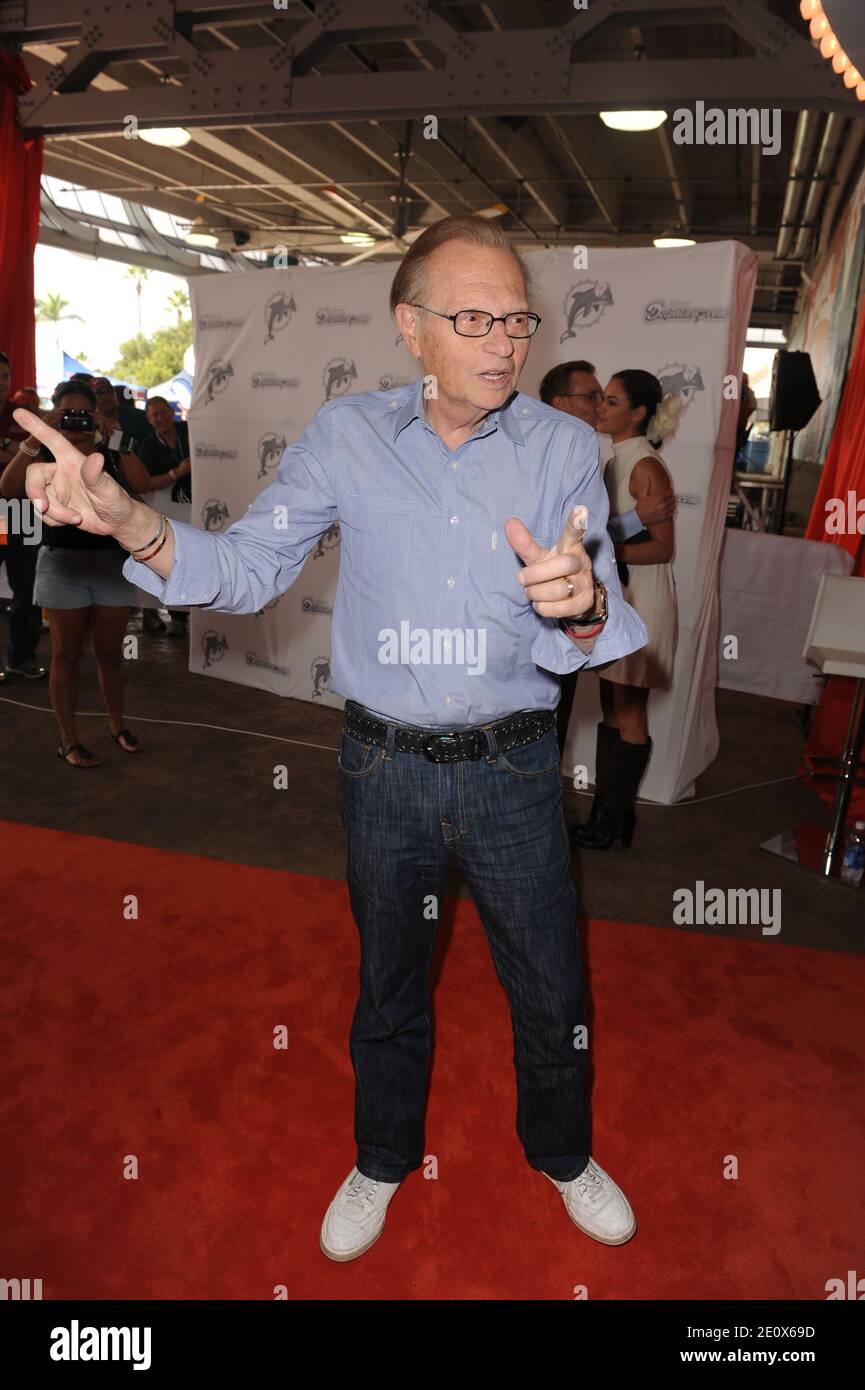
[560,281,613,342]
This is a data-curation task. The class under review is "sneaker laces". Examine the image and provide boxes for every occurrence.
[344,1171,379,1216]
[573,1162,613,1209]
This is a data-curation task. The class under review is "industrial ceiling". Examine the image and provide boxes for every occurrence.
[3,0,863,326]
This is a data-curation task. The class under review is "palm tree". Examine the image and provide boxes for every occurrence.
[35,292,83,354]
[126,266,150,332]
[166,287,190,325]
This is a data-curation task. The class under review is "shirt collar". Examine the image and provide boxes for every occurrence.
[392,377,525,446]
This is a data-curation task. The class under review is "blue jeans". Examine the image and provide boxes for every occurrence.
[338,707,591,1184]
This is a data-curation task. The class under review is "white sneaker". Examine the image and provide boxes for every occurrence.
[544,1158,636,1245]
[320,1166,402,1262]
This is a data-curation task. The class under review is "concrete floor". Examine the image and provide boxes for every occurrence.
[1,611,862,952]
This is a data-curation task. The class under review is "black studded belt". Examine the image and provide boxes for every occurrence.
[343,699,555,764]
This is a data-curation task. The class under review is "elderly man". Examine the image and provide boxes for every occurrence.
[539,360,675,784]
[14,216,646,1263]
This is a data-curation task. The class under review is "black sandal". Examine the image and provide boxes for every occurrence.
[111,727,140,752]
[58,741,99,768]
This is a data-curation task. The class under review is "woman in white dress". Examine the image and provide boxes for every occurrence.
[573,369,678,850]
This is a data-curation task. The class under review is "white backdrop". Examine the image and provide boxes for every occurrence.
[183,242,756,802]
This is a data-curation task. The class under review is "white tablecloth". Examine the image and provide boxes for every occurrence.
[718,528,854,704]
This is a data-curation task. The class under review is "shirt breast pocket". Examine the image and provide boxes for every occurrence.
[343,495,415,584]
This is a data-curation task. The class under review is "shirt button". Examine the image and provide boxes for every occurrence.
[449,515,458,526]
[449,459,458,469]
[447,576,455,588]
[444,696,453,705]
[390,400,399,409]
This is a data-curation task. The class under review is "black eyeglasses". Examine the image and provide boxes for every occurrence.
[411,305,541,338]
[562,390,603,403]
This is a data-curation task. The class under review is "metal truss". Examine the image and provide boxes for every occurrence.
[1,0,858,138]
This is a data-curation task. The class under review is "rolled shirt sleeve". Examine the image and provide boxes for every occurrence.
[121,438,338,614]
[530,426,648,676]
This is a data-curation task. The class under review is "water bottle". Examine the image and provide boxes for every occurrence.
[840,820,865,887]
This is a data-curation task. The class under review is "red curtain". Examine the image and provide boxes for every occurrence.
[801,292,865,817]
[0,53,43,392]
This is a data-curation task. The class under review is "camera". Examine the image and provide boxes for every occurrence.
[60,409,95,433]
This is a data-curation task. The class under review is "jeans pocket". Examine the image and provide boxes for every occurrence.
[337,729,385,778]
[495,727,561,777]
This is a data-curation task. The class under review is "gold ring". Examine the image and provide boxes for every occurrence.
[565,576,575,600]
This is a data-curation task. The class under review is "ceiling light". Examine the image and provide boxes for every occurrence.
[801,4,862,106]
[185,231,220,248]
[653,236,696,248]
[600,111,668,132]
[340,232,376,246]
[138,127,192,148]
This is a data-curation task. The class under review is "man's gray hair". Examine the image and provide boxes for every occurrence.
[389,216,532,315]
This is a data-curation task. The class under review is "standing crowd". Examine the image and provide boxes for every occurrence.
[0,357,191,766]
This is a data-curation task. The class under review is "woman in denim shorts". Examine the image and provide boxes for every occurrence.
[0,380,152,767]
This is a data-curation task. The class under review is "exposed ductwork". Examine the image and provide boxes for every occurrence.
[775,111,820,262]
[792,113,845,262]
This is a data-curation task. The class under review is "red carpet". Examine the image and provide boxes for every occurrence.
[1,819,862,1300]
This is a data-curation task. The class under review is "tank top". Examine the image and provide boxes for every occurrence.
[38,446,136,552]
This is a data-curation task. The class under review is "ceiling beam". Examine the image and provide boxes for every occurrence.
[37,225,218,276]
[10,0,858,138]
[18,55,855,136]
[544,117,619,233]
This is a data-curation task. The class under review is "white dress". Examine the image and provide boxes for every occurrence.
[602,434,678,689]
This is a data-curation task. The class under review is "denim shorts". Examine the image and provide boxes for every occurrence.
[33,545,137,609]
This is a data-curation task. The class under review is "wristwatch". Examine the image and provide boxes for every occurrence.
[557,578,608,634]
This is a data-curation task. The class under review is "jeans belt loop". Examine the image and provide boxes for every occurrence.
[482,724,499,762]
[384,721,396,761]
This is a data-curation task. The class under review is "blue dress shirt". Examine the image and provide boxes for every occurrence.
[123,380,647,727]
[608,508,645,544]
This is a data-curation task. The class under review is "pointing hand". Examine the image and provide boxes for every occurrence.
[505,505,596,620]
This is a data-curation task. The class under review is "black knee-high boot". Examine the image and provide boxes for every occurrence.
[570,722,620,841]
[573,737,652,850]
